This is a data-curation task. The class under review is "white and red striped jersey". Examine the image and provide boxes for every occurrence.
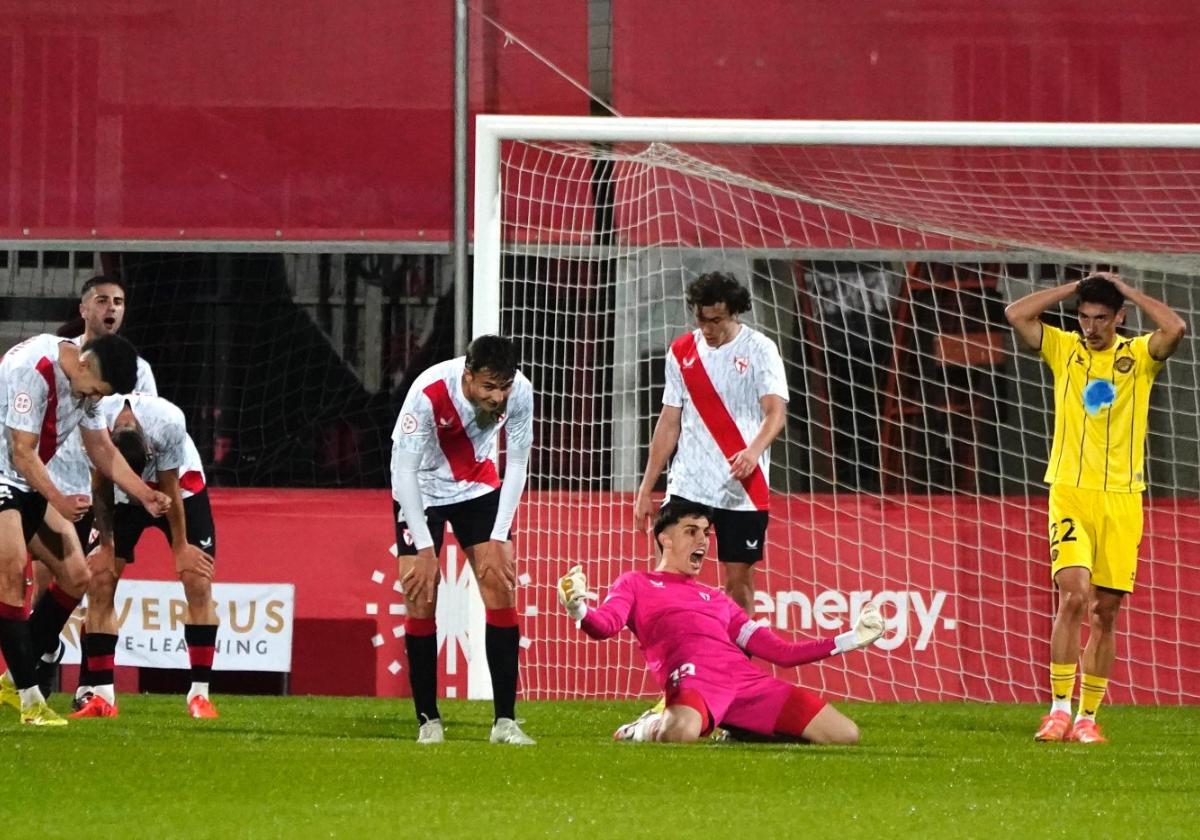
[100,393,206,502]
[390,356,534,508]
[662,325,788,511]
[47,338,157,497]
[0,334,108,492]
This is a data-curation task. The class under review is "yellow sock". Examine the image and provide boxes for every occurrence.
[1078,674,1109,721]
[1050,662,1076,713]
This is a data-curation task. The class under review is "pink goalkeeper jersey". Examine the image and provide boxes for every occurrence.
[580,570,835,690]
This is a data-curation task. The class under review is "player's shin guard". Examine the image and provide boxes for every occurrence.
[0,604,38,690]
[28,583,80,656]
[184,624,218,687]
[84,632,118,692]
[404,616,440,723]
[485,608,520,722]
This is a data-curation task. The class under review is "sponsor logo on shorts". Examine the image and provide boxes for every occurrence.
[400,413,419,434]
[199,537,213,549]
[12,393,32,414]
[402,528,414,546]
[745,539,759,549]
[1115,357,1134,374]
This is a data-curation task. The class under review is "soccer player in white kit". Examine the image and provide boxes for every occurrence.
[390,335,535,745]
[559,500,882,744]
[37,274,158,701]
[0,334,169,725]
[634,272,788,613]
[71,393,218,719]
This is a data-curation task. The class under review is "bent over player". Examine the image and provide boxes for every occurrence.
[72,393,217,719]
[634,272,788,613]
[559,500,883,744]
[390,335,534,745]
[1005,273,1186,744]
[0,334,168,725]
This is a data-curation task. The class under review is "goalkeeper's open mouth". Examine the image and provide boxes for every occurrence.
[688,548,706,572]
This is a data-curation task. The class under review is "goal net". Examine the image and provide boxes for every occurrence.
[472,117,1200,703]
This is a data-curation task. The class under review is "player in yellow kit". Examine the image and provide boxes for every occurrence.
[1005,273,1186,744]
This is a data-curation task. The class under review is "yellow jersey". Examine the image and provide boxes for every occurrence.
[1039,324,1164,493]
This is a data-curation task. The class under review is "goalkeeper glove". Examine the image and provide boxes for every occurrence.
[834,602,885,654]
[557,565,590,621]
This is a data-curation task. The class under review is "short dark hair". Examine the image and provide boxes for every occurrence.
[81,334,138,395]
[80,274,127,300]
[685,272,752,315]
[465,335,518,381]
[653,499,713,546]
[111,426,148,477]
[1077,274,1125,314]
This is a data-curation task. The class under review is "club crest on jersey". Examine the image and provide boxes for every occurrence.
[1115,356,1134,374]
[734,356,749,374]
[12,393,32,414]
[399,412,419,435]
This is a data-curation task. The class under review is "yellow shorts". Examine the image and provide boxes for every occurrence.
[1047,484,1143,593]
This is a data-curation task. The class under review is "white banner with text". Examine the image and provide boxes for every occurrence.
[60,581,295,672]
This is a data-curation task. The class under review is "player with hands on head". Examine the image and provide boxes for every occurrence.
[0,333,168,726]
[71,393,219,720]
[1005,272,1186,744]
[390,334,535,745]
[560,500,883,744]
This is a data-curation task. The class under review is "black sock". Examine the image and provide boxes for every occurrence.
[28,583,80,656]
[184,624,218,684]
[84,632,118,687]
[0,608,38,690]
[404,617,439,723]
[485,609,520,722]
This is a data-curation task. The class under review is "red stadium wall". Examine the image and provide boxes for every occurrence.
[0,1,588,242]
[11,489,1194,704]
[5,1,1200,243]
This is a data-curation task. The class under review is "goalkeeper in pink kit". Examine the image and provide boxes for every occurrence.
[558,500,883,743]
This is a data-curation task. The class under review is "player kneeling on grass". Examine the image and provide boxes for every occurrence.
[557,500,883,744]
[72,394,218,720]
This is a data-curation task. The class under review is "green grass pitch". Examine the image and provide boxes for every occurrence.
[5,696,1198,838]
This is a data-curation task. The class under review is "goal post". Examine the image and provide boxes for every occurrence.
[472,116,1200,703]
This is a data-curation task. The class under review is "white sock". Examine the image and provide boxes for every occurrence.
[94,684,116,704]
[1075,709,1096,723]
[1051,698,1072,715]
[18,686,46,708]
[75,684,94,700]
[187,682,209,702]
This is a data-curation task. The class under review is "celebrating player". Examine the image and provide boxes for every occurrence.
[560,500,883,744]
[633,272,788,613]
[1005,273,1186,744]
[0,334,169,725]
[71,393,218,719]
[390,335,534,745]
